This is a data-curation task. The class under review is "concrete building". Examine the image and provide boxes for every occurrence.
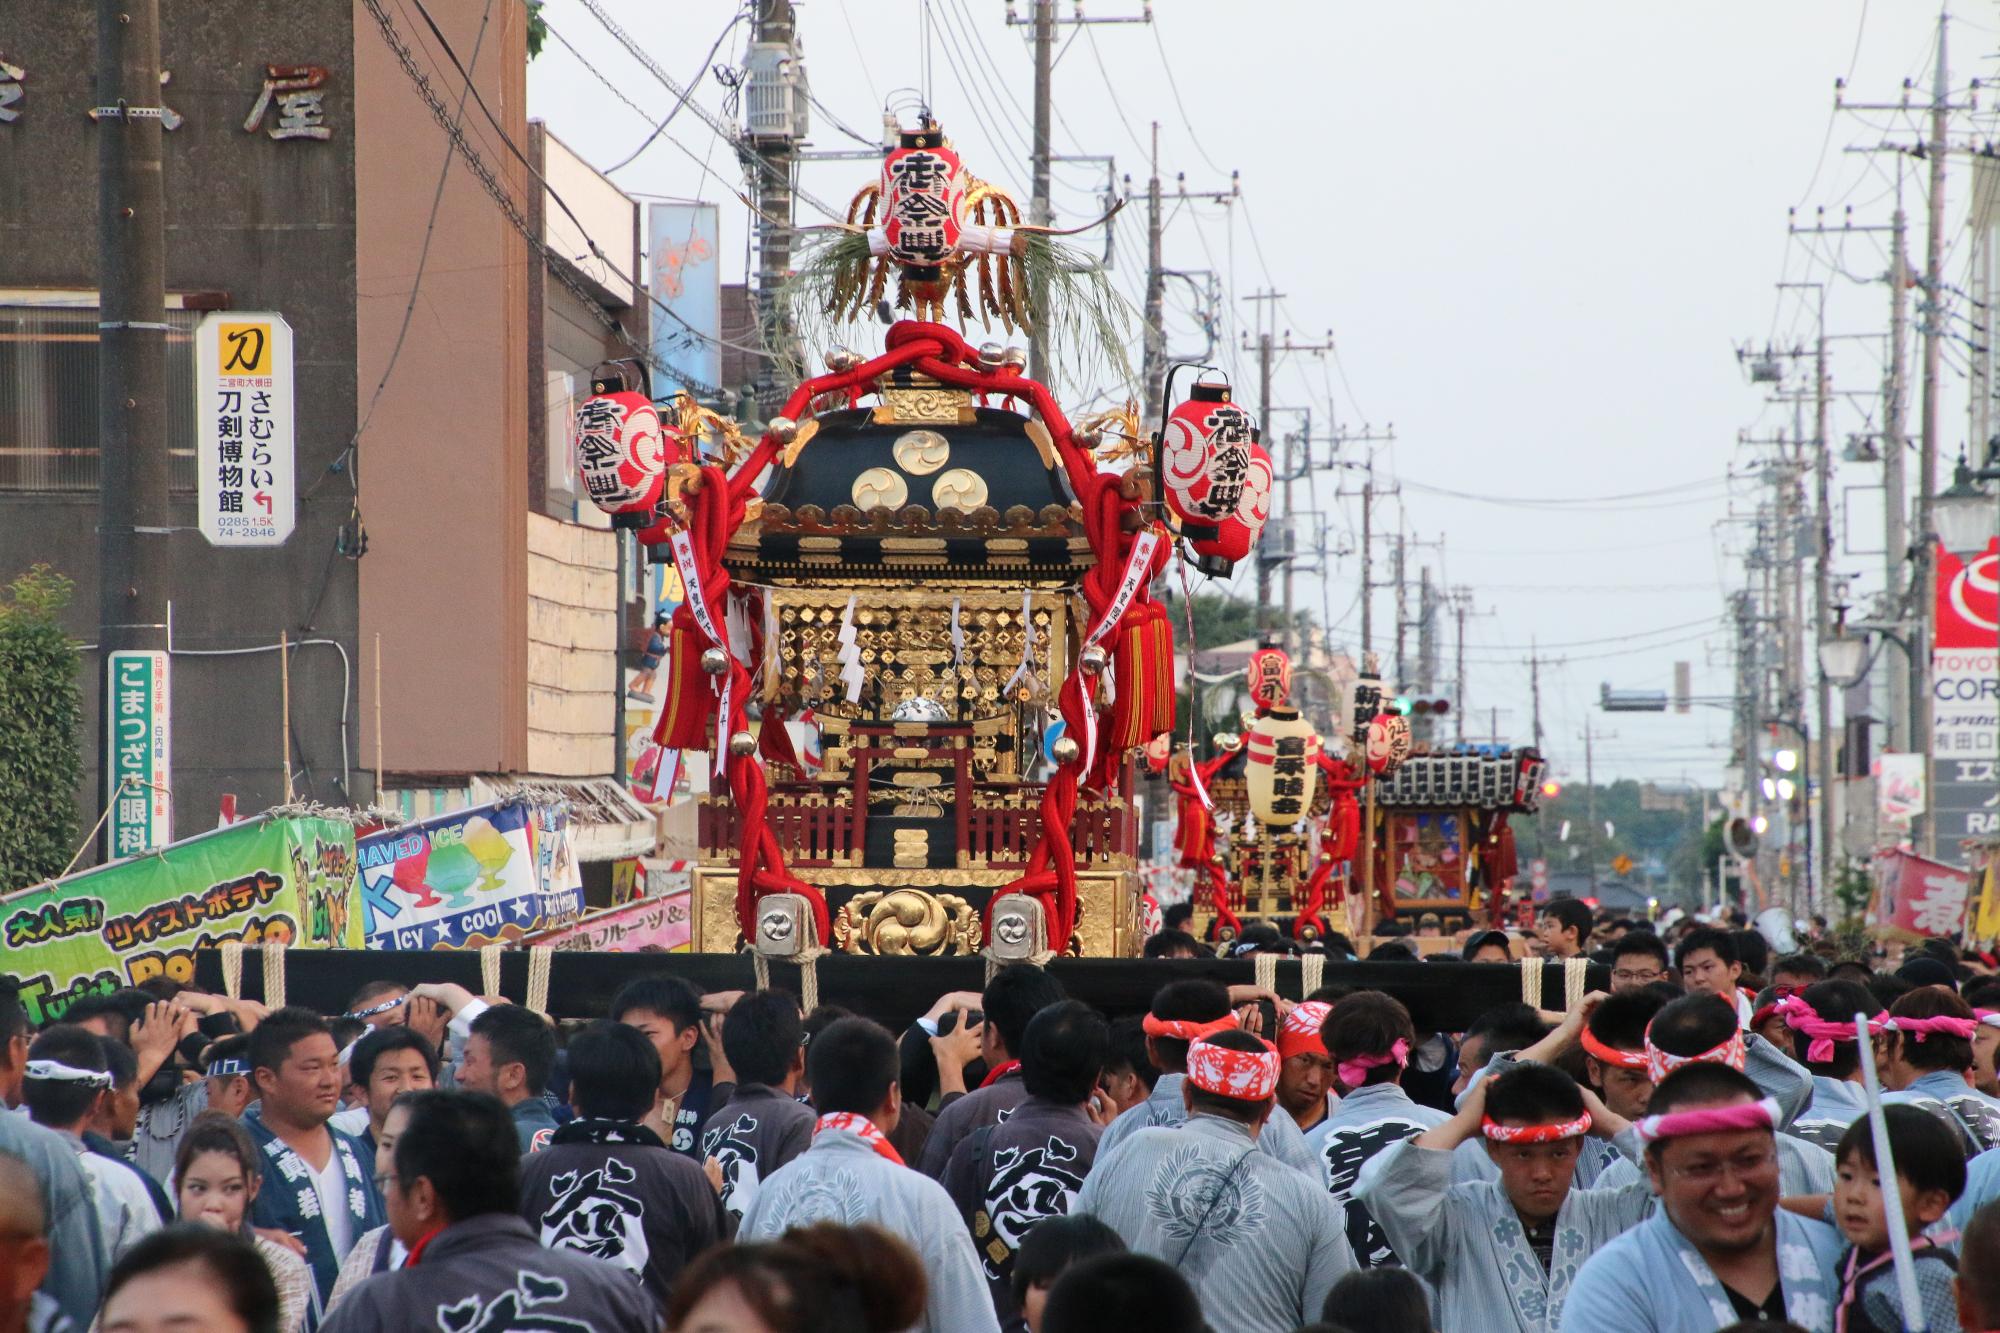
[0,0,651,879]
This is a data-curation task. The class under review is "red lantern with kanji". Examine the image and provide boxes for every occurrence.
[1247,644,1292,713]
[576,388,669,521]
[1161,380,1262,574]
[1204,438,1273,570]
[1365,712,1413,775]
[878,131,968,277]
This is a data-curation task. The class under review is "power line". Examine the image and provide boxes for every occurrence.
[602,6,748,174]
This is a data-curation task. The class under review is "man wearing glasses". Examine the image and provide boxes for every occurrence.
[1560,1065,1842,1331]
[1610,934,1674,992]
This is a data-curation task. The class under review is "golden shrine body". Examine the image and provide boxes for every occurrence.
[691,374,1142,956]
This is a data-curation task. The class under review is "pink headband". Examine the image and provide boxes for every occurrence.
[1336,1037,1410,1090]
[1187,1036,1280,1101]
[1979,1008,2000,1031]
[1775,994,1871,1064]
[1643,1026,1745,1084]
[1635,1096,1782,1145]
[1144,1012,1241,1042]
[1885,1014,1978,1042]
[1482,1111,1592,1143]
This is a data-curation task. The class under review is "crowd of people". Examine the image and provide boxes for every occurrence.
[7,896,2000,1333]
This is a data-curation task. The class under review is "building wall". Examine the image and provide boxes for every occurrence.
[353,0,530,779]
[524,512,616,776]
[0,0,362,832]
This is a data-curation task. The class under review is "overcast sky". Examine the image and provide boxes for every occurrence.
[525,1,1981,786]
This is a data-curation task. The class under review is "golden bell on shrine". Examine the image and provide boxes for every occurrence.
[1244,705,1319,828]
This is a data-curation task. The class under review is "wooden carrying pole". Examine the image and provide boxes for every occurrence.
[193,948,1607,1035]
[374,632,384,800]
[279,631,292,800]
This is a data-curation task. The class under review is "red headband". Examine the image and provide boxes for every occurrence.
[1187,1036,1280,1101]
[1635,1096,1781,1145]
[1644,1026,1745,1083]
[1277,1001,1332,1061]
[1579,1027,1648,1070]
[1482,1111,1592,1144]
[1144,1012,1241,1042]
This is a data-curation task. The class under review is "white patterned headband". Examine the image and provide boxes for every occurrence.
[24,1058,112,1089]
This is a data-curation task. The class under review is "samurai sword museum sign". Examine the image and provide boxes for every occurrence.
[195,311,296,546]
[105,650,170,857]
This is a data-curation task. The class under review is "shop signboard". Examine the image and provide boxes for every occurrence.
[357,800,583,949]
[195,311,296,546]
[0,814,361,1025]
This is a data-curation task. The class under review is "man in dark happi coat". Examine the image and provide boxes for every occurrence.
[920,964,1068,1178]
[942,1001,1109,1332]
[519,1022,723,1316]
[697,990,815,1227]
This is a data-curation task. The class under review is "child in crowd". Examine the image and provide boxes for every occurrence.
[1830,1104,1966,1333]
[173,1110,316,1333]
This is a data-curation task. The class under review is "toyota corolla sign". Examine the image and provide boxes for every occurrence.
[1934,539,1999,842]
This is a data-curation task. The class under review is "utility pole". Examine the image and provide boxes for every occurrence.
[1143,122,1163,414]
[1416,568,1438,740]
[96,0,171,857]
[1838,15,1974,857]
[1007,0,1150,384]
[1328,428,1394,658]
[1912,13,1949,859]
[1028,0,1052,382]
[1452,587,1470,744]
[747,0,800,413]
[1583,721,1599,895]
[1886,194,1911,748]
[1137,125,1236,421]
[1239,298,1333,644]
[1392,530,1408,689]
[1813,324,1835,908]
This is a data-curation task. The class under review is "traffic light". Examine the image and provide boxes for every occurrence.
[1540,780,1562,800]
[1392,696,1451,717]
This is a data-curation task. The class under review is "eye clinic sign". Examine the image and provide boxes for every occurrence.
[195,311,295,546]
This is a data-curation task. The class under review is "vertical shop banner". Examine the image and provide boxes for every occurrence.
[195,311,296,546]
[357,801,583,949]
[0,815,361,1025]
[1933,538,2000,842]
[105,650,171,857]
[1874,850,1971,939]
[647,203,721,397]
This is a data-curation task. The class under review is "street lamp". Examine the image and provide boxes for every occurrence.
[1935,450,2000,562]
[1817,603,1870,689]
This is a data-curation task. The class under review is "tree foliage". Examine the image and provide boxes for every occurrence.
[0,565,82,890]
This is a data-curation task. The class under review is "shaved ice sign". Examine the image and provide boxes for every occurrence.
[357,801,582,949]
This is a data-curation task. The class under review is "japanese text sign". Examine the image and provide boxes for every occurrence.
[0,815,361,1025]
[196,311,295,547]
[104,651,170,857]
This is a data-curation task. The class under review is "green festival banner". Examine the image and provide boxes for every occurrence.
[0,814,362,1026]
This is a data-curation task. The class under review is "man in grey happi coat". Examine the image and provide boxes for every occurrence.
[1561,1065,1843,1332]
[1077,1028,1358,1333]
[321,1091,656,1333]
[1356,1060,1652,1332]
[740,1017,1000,1333]
[919,964,1067,1178]
[942,1001,1109,1333]
[1304,989,1451,1267]
[1096,979,1321,1177]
